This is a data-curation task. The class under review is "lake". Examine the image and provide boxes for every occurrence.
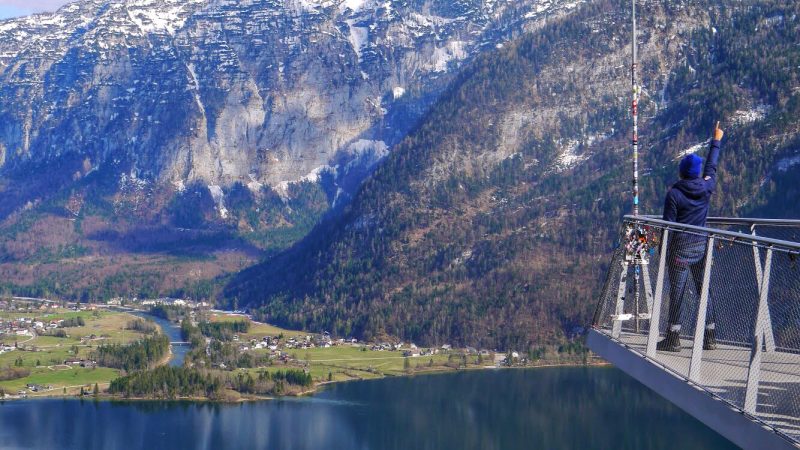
[0,367,734,450]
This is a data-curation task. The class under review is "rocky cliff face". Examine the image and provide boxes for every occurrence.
[0,0,581,214]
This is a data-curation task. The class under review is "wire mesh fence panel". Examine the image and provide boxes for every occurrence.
[756,248,800,437]
[592,216,800,442]
[689,237,761,410]
[592,246,627,333]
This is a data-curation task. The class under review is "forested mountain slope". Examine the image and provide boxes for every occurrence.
[0,0,582,299]
[227,0,800,349]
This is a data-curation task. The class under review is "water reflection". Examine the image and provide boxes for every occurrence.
[0,367,736,450]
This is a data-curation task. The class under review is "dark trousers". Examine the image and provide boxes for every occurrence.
[666,238,717,332]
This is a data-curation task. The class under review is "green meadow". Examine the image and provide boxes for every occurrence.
[0,308,156,395]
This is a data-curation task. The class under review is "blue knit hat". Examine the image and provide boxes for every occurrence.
[679,154,703,179]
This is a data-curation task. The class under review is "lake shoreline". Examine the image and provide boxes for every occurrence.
[2,360,609,403]
[0,364,736,450]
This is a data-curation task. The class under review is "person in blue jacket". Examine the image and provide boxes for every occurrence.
[657,122,724,352]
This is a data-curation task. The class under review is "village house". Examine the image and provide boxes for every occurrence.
[26,383,52,392]
[66,358,95,368]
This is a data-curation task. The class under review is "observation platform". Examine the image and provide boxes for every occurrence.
[589,216,800,449]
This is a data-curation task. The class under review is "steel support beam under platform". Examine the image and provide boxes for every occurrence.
[588,329,797,450]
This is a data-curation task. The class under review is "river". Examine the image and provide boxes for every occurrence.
[0,367,735,449]
[125,309,188,367]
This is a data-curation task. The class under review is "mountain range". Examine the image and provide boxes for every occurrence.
[0,0,579,299]
[2,0,799,349]
[0,0,579,207]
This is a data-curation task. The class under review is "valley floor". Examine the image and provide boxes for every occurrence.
[2,305,600,401]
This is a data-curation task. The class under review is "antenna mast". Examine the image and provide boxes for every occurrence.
[631,0,639,217]
[631,0,642,332]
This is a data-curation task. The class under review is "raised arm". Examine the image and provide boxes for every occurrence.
[703,121,724,181]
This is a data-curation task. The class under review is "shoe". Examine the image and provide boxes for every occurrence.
[703,328,717,350]
[657,330,681,352]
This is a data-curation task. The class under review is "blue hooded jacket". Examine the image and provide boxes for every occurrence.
[662,139,721,227]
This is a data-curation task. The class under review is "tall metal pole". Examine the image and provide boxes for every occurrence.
[631,0,642,332]
[631,0,639,216]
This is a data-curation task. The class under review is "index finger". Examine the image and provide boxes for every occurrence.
[716,121,720,130]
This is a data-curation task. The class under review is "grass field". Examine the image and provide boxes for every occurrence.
[208,313,305,339]
[0,308,156,395]
[245,345,491,384]
[207,313,492,384]
[0,367,118,394]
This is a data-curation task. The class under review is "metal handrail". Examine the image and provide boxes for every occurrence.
[707,217,800,227]
[641,214,800,227]
[626,215,800,252]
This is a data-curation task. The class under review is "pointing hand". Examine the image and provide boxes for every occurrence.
[713,121,724,141]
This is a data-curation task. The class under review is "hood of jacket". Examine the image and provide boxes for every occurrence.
[671,178,710,201]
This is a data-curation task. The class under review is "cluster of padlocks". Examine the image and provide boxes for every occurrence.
[622,222,659,263]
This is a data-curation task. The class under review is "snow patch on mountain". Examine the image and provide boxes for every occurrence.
[275,165,335,200]
[676,140,710,160]
[731,105,770,125]
[552,133,605,172]
[247,174,264,194]
[126,0,204,35]
[555,139,588,171]
[208,184,228,219]
[345,19,369,62]
[426,41,468,72]
[341,0,369,13]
